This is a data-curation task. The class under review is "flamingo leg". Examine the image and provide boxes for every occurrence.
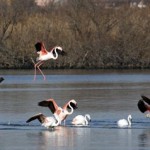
[37,61,46,80]
[63,120,66,126]
[33,60,45,80]
[31,58,37,81]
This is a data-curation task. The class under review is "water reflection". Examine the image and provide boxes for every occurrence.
[1,70,150,150]
[138,129,150,149]
[26,126,91,150]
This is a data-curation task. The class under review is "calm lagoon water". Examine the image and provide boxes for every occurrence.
[1,69,150,150]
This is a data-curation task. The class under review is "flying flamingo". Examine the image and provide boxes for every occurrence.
[26,113,60,129]
[137,95,150,117]
[38,98,78,125]
[32,42,66,80]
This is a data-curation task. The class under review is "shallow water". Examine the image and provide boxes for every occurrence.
[1,69,150,150]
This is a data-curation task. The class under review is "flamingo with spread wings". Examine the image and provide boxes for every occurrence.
[26,113,60,129]
[32,42,66,80]
[38,98,78,125]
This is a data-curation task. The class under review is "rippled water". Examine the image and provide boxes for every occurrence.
[1,69,150,150]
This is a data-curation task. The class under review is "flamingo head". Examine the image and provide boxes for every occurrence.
[86,114,91,122]
[67,99,78,110]
[54,46,67,56]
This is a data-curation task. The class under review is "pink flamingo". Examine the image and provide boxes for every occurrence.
[38,98,78,125]
[32,42,66,80]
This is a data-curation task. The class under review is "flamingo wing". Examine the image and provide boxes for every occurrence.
[26,113,46,123]
[35,42,48,55]
[141,95,150,105]
[137,100,150,113]
[0,77,4,83]
[38,99,58,114]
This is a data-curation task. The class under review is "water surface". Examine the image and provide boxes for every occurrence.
[1,69,150,150]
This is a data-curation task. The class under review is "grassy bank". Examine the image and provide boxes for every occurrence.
[0,0,150,69]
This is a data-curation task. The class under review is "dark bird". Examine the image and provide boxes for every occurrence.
[38,98,78,125]
[137,95,150,113]
[0,77,4,83]
[32,42,66,80]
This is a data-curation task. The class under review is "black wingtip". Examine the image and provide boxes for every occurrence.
[137,100,147,113]
[0,77,4,83]
[38,100,50,107]
[35,42,42,52]
[61,50,67,56]
[141,95,150,105]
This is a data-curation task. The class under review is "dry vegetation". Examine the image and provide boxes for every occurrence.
[0,0,150,69]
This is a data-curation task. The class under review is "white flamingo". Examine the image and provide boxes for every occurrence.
[38,99,78,125]
[72,114,91,126]
[32,42,66,80]
[117,115,132,128]
[26,113,60,129]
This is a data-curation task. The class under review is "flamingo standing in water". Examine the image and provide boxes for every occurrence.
[72,114,91,126]
[26,113,61,129]
[38,99,78,125]
[117,115,132,128]
[32,42,66,80]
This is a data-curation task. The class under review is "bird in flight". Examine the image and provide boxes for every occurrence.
[32,42,66,80]
[137,95,150,117]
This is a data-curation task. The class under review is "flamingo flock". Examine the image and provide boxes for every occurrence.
[2,42,150,130]
[26,98,77,128]
[28,43,150,129]
[26,98,92,129]
[26,94,150,129]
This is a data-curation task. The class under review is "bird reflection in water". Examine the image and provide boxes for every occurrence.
[138,129,150,148]
[26,126,91,150]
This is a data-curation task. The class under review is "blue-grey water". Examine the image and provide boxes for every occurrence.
[1,69,150,150]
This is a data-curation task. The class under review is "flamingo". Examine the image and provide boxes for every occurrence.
[26,113,60,129]
[0,77,4,83]
[32,42,66,80]
[72,114,91,126]
[117,115,132,128]
[137,95,150,117]
[38,99,78,125]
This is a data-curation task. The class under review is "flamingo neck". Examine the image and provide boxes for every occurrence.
[85,115,88,125]
[53,114,61,126]
[67,102,74,115]
[85,116,88,125]
[128,117,131,126]
[52,48,58,60]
